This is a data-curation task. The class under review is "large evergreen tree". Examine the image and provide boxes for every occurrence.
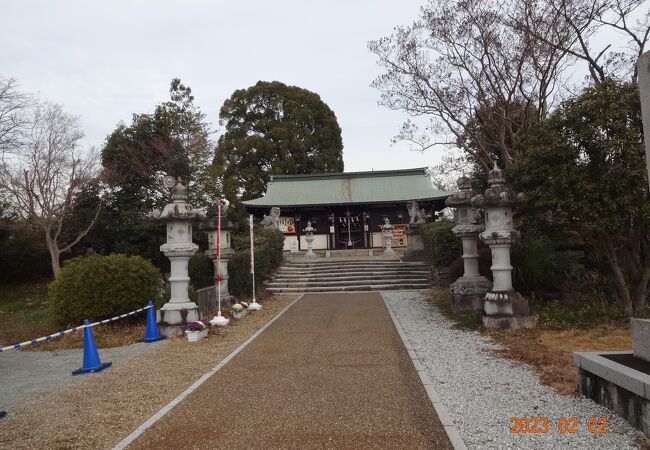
[512,79,650,316]
[102,78,216,209]
[215,81,344,200]
[76,79,215,268]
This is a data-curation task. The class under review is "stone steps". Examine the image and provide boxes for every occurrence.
[266,284,431,293]
[275,269,430,277]
[283,260,425,266]
[266,258,432,293]
[268,273,430,282]
[266,277,431,288]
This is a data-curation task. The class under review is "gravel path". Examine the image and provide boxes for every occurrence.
[129,293,453,450]
[383,290,639,450]
[0,341,165,410]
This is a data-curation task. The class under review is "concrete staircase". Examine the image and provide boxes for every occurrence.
[265,259,432,293]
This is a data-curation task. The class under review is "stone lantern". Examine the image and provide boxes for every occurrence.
[158,178,203,336]
[381,217,395,255]
[303,220,318,258]
[446,176,491,312]
[471,162,534,329]
[203,203,235,306]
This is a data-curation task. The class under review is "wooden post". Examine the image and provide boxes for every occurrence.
[638,51,650,191]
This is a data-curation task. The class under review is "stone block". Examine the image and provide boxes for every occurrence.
[574,352,648,398]
[482,315,536,330]
[577,366,650,435]
[483,291,529,316]
[451,293,484,312]
[632,318,650,362]
[157,307,199,326]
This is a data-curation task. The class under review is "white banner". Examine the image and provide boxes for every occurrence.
[249,214,255,274]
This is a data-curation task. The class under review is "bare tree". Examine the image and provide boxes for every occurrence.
[0,77,32,157]
[369,0,571,170]
[512,0,650,83]
[0,102,100,276]
[369,0,649,169]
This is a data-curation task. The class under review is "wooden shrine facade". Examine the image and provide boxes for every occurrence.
[243,168,452,251]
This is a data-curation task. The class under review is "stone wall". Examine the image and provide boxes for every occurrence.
[577,368,650,435]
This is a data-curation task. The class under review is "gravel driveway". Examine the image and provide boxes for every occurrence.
[0,341,166,411]
[382,290,639,450]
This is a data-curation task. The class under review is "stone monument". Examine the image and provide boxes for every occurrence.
[203,202,236,307]
[446,176,491,312]
[471,163,534,329]
[157,178,203,337]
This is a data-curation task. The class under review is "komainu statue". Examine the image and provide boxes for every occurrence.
[407,200,426,225]
[261,207,281,229]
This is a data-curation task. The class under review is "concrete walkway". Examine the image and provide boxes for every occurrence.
[128,293,453,449]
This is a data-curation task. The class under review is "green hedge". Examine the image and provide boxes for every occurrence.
[420,220,462,267]
[48,254,163,326]
[229,228,284,298]
[511,238,572,295]
[189,252,214,289]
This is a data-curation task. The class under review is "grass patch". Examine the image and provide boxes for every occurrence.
[0,280,148,350]
[531,294,627,329]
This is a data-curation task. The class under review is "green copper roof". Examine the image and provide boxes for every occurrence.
[243,168,452,207]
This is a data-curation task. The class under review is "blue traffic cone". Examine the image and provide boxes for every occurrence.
[141,300,165,343]
[72,320,112,376]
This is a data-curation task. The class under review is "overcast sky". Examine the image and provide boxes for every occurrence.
[1,0,443,172]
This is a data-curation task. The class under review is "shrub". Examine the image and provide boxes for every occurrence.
[189,252,214,289]
[511,238,571,295]
[48,254,163,326]
[420,220,461,267]
[229,227,284,298]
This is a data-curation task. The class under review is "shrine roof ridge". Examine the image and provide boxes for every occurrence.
[269,167,429,182]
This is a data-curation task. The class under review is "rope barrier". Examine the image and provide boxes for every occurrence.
[0,304,152,353]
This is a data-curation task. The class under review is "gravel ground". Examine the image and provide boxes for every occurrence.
[0,295,295,449]
[129,293,452,450]
[383,290,640,450]
[0,341,165,410]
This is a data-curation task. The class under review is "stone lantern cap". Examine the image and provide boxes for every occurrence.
[159,180,204,221]
[471,162,525,209]
[445,175,475,208]
[201,203,234,231]
[304,221,314,233]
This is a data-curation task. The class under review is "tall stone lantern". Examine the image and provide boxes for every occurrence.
[381,217,395,255]
[446,176,491,312]
[158,178,203,336]
[471,163,534,329]
[303,221,318,258]
[203,203,235,306]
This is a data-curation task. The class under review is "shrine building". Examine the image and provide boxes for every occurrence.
[243,168,452,252]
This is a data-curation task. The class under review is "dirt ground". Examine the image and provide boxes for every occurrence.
[487,326,632,396]
[0,294,296,449]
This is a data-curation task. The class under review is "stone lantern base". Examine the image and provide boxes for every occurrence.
[449,276,491,312]
[482,291,536,329]
[156,304,200,337]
